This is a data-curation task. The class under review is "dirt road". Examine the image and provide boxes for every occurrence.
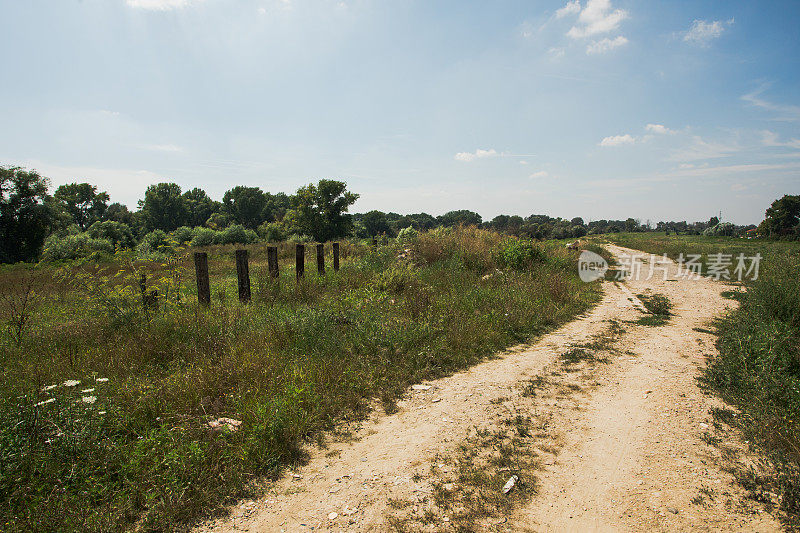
[200,245,783,532]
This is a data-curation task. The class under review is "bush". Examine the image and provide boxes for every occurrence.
[215,225,258,245]
[258,222,286,242]
[87,221,136,249]
[41,233,115,262]
[190,227,216,247]
[137,230,174,256]
[287,233,314,243]
[494,238,545,271]
[171,226,195,244]
[397,226,418,243]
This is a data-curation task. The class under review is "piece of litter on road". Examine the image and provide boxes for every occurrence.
[502,475,518,494]
[699,423,709,430]
[432,398,442,403]
[412,384,431,391]
[328,512,338,520]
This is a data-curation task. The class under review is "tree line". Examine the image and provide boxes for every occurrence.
[2,164,798,264]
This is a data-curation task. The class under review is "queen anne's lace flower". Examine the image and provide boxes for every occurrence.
[63,380,80,387]
[80,396,97,404]
[36,398,56,407]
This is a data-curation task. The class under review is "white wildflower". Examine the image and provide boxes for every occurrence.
[36,398,56,407]
[96,377,109,383]
[99,411,107,415]
[63,380,80,387]
[81,388,95,393]
[42,384,58,392]
[80,396,97,404]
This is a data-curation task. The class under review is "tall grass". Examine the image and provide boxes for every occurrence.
[0,227,601,532]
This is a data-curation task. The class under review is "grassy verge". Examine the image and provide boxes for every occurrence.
[0,228,602,532]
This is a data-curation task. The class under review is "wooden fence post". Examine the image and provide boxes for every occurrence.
[194,252,211,305]
[332,242,340,271]
[316,244,325,275]
[235,249,251,303]
[296,244,305,281]
[267,246,279,278]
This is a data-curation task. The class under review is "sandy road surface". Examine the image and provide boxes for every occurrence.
[200,245,783,532]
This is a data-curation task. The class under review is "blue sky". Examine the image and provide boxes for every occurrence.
[1,0,799,224]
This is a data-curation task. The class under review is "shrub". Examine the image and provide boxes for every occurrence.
[397,226,418,243]
[87,220,136,249]
[215,225,258,245]
[258,222,286,242]
[287,233,314,243]
[190,227,216,247]
[494,238,545,271]
[41,233,115,262]
[171,226,196,244]
[137,230,174,256]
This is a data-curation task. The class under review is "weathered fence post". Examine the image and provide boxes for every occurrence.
[267,246,279,278]
[296,244,305,281]
[235,249,251,303]
[332,242,340,271]
[316,244,325,275]
[194,252,211,305]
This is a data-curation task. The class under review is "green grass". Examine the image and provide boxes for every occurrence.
[0,227,603,532]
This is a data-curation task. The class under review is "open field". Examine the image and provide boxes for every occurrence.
[0,228,601,532]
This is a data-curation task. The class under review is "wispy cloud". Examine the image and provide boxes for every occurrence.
[669,135,739,161]
[760,130,800,149]
[555,0,581,19]
[454,148,498,162]
[529,170,549,178]
[645,123,674,135]
[141,144,184,153]
[586,35,628,54]
[742,85,800,122]
[566,0,628,39]
[126,0,198,10]
[599,134,635,147]
[682,18,733,46]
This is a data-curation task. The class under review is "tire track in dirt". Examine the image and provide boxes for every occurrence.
[199,245,783,532]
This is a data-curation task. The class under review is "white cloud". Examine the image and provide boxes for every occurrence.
[669,135,739,161]
[141,143,183,153]
[126,0,197,9]
[519,160,529,165]
[566,0,628,39]
[645,123,674,134]
[454,148,498,162]
[529,170,549,179]
[760,130,800,149]
[599,134,636,147]
[586,35,628,54]
[742,86,800,122]
[683,18,733,46]
[548,47,566,59]
[556,0,581,19]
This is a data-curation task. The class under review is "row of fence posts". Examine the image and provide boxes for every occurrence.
[193,241,358,305]
[140,240,378,308]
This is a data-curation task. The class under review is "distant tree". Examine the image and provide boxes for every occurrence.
[571,217,585,227]
[263,192,291,222]
[53,182,109,230]
[708,216,719,227]
[760,195,800,238]
[205,212,230,230]
[491,214,510,231]
[105,202,135,226]
[0,166,54,263]
[362,210,391,236]
[183,187,218,228]
[438,210,482,227]
[285,179,359,242]
[222,186,267,229]
[138,182,188,232]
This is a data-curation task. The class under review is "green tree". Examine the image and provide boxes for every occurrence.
[285,179,359,242]
[53,182,109,230]
[263,192,291,222]
[761,195,800,237]
[138,182,188,232]
[438,210,482,227]
[222,186,267,229]
[0,166,54,263]
[105,202,135,226]
[362,210,391,236]
[183,187,218,228]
